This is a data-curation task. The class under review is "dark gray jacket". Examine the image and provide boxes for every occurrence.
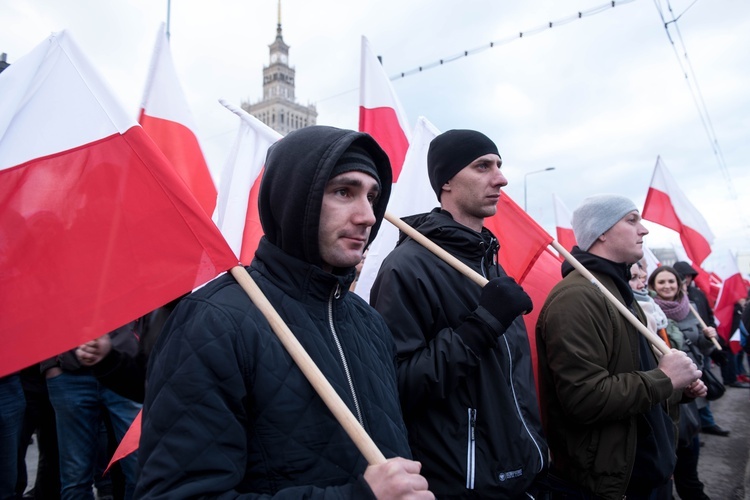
[371,209,547,498]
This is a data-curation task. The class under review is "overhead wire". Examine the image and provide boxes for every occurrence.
[652,0,748,232]
[390,0,637,80]
[314,0,638,103]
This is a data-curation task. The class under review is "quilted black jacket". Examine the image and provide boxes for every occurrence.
[371,209,548,498]
[136,127,411,499]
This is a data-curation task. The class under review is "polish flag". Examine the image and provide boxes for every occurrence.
[0,32,237,377]
[354,116,438,300]
[138,24,217,216]
[552,194,577,252]
[359,36,411,182]
[710,250,748,342]
[213,100,281,263]
[642,157,714,265]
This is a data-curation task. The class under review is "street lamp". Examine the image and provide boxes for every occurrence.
[523,167,556,212]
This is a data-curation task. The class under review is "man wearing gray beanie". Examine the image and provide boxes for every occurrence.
[536,194,705,499]
[371,129,548,497]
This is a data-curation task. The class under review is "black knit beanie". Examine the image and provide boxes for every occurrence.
[329,144,381,188]
[427,129,500,200]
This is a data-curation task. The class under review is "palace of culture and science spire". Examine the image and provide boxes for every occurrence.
[241,2,317,135]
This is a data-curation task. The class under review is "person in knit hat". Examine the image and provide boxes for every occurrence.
[536,194,705,499]
[137,127,432,499]
[371,129,548,497]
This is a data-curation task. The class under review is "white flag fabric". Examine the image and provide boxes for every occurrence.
[214,100,281,263]
[139,24,217,216]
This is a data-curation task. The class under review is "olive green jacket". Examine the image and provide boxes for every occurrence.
[536,269,676,500]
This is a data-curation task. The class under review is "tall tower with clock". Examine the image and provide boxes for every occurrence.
[242,1,317,135]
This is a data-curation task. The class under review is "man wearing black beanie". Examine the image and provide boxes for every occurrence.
[371,129,548,498]
[137,126,433,499]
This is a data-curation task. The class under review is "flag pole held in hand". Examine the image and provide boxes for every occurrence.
[550,241,670,356]
[384,213,487,287]
[229,266,386,466]
[384,212,670,356]
[687,303,722,351]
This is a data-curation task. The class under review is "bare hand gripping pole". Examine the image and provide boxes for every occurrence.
[384,212,670,356]
[229,266,387,465]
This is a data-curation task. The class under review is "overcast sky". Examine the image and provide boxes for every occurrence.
[2,0,749,269]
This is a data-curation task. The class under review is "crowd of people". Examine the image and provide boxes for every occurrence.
[1,125,747,499]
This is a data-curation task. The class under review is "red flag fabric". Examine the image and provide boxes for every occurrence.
[139,24,217,216]
[553,194,577,252]
[213,100,281,263]
[710,250,748,342]
[642,157,714,265]
[0,32,237,377]
[359,36,411,182]
[105,410,141,474]
[519,247,563,395]
[487,195,554,283]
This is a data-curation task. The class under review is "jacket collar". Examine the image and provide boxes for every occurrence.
[252,237,354,304]
[399,208,499,266]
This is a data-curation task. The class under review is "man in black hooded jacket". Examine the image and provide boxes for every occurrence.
[371,129,547,498]
[136,126,433,499]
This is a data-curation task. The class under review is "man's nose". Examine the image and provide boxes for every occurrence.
[493,169,508,187]
[353,196,377,226]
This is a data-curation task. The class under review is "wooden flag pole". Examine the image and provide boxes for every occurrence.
[687,303,723,351]
[384,212,670,356]
[384,213,487,287]
[229,266,386,466]
[549,241,670,355]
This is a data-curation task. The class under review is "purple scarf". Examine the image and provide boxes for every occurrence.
[653,293,691,321]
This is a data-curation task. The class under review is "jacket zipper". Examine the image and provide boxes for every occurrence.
[502,335,545,472]
[466,407,477,489]
[328,284,364,427]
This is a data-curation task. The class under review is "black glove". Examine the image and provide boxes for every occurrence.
[478,276,533,330]
[710,348,728,367]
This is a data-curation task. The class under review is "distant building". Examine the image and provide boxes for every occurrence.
[0,53,10,74]
[651,247,678,268]
[241,3,317,136]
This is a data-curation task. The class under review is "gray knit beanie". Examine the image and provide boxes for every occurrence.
[571,194,638,251]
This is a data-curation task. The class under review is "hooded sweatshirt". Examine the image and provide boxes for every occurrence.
[136,127,410,499]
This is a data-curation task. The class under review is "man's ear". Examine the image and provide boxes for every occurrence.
[441,181,451,194]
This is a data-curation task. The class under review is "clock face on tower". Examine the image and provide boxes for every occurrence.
[271,53,287,64]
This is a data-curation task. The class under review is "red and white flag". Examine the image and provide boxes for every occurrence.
[359,36,411,182]
[214,100,281,263]
[0,32,237,377]
[642,157,714,265]
[354,116,438,300]
[139,24,217,216]
[710,250,748,342]
[552,194,577,252]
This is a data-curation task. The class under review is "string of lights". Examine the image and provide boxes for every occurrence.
[389,0,637,80]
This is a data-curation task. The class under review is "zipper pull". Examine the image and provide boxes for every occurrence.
[333,283,341,300]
